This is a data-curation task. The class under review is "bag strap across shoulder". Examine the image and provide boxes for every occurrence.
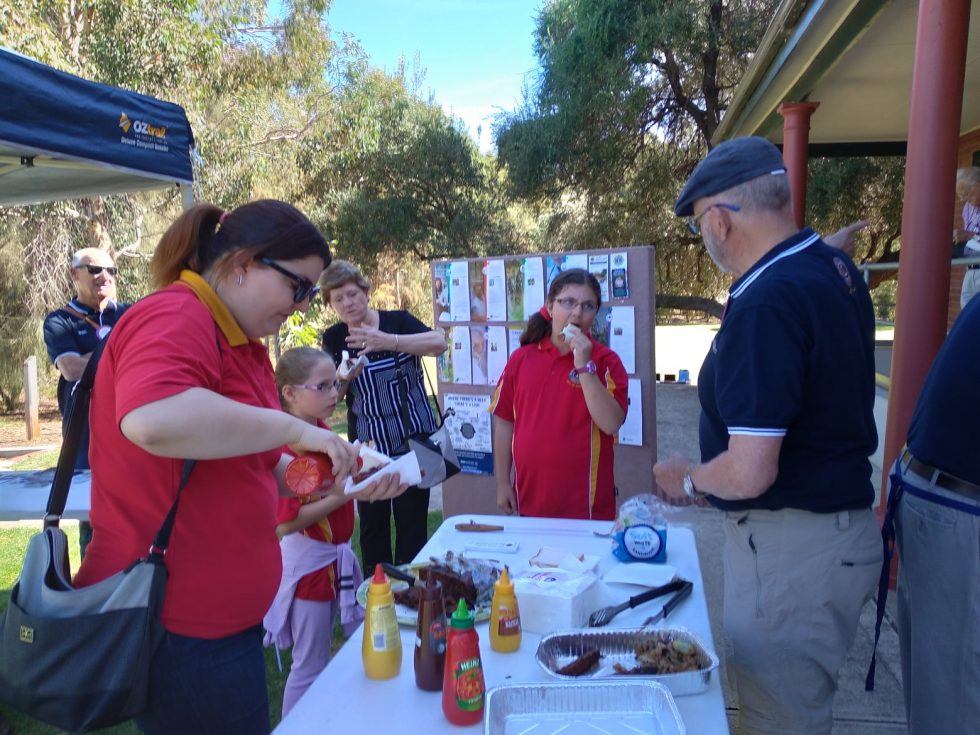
[44,324,195,554]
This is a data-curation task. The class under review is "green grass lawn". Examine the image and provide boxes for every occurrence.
[0,509,443,733]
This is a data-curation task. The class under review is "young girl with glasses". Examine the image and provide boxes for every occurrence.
[264,347,366,718]
[490,268,629,520]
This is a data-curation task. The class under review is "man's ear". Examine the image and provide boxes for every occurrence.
[712,206,735,241]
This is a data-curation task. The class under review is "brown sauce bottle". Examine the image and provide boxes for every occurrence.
[414,575,447,691]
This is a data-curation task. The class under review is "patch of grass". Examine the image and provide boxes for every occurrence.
[8,449,60,471]
[0,510,444,732]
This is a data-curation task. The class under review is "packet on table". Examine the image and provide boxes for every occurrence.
[611,494,668,564]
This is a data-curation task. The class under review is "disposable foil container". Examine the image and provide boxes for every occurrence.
[484,680,685,735]
[535,626,719,697]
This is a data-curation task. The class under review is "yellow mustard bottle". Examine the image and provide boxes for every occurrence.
[489,566,522,652]
[362,564,403,679]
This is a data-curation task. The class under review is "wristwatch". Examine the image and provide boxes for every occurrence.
[570,360,597,380]
[682,471,700,498]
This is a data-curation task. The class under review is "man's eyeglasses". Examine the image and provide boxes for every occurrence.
[292,381,340,392]
[77,264,118,277]
[555,297,598,314]
[258,256,320,304]
[686,203,741,236]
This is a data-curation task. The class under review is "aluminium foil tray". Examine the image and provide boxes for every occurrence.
[484,680,685,735]
[535,626,719,697]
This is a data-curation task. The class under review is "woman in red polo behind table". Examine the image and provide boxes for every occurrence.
[74,201,403,735]
[490,268,628,520]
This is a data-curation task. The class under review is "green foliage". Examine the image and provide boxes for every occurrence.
[494,0,779,315]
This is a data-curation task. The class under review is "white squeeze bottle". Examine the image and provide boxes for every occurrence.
[362,564,403,679]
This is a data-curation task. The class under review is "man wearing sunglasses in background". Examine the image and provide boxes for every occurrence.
[43,247,130,558]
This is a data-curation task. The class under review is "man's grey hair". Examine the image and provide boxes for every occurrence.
[722,173,792,214]
[956,167,980,190]
[71,247,113,268]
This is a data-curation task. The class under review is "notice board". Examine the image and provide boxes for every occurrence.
[430,246,657,518]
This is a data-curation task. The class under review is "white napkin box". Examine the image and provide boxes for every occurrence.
[513,569,599,634]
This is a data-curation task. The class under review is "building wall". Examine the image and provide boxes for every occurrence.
[952,130,980,329]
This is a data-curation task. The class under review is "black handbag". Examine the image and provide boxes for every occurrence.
[0,337,195,733]
[395,364,461,489]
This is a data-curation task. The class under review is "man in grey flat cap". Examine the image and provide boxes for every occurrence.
[654,137,881,734]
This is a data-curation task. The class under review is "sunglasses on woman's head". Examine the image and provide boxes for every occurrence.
[257,256,320,304]
[78,264,118,277]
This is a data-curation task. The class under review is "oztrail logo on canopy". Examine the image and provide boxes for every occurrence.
[118,113,167,139]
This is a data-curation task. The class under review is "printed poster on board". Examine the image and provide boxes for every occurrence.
[589,254,610,303]
[468,260,487,322]
[505,259,524,322]
[449,261,470,322]
[485,259,507,322]
[444,393,493,476]
[433,262,451,323]
[523,257,545,317]
[470,326,489,385]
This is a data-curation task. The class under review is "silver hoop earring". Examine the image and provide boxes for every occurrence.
[237,274,243,286]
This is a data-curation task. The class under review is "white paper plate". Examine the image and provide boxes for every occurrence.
[343,452,421,495]
[602,563,678,588]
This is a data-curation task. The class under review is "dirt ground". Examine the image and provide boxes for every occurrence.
[0,398,63,449]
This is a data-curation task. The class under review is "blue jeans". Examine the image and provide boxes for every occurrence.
[136,625,270,735]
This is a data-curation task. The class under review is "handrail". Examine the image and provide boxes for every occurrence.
[856,255,980,281]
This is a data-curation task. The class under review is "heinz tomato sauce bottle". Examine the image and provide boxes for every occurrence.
[442,600,485,726]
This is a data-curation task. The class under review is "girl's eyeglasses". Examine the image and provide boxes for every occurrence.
[292,381,340,392]
[258,256,320,304]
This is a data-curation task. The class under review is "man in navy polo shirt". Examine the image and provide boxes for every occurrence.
[886,296,980,734]
[43,248,130,558]
[654,137,881,735]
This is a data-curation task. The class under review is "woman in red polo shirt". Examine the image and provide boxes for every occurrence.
[490,268,629,521]
[74,201,405,735]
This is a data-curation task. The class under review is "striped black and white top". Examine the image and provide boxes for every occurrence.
[322,310,437,455]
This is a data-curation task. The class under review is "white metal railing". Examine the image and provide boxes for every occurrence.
[857,255,980,282]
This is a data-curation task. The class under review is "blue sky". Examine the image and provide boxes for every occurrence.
[324,0,543,152]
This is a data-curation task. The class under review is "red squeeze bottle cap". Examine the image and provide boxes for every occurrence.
[372,563,388,585]
[284,454,333,496]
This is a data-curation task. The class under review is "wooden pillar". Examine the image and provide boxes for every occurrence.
[23,355,40,441]
[777,102,820,229]
[882,0,972,504]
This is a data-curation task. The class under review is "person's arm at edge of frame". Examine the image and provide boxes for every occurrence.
[493,417,518,514]
[120,387,357,478]
[654,434,783,502]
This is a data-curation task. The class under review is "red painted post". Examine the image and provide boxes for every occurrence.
[883,0,971,507]
[777,101,820,229]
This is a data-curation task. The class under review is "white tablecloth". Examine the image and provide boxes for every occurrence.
[275,514,729,734]
[0,469,90,521]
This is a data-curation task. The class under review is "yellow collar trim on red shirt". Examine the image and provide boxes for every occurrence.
[177,270,249,347]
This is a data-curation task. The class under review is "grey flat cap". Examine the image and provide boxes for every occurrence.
[674,136,787,217]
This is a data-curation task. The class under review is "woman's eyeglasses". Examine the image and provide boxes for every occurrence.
[555,297,598,314]
[77,265,118,277]
[258,256,320,304]
[292,381,340,392]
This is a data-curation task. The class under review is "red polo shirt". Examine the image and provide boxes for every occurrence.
[76,271,283,639]
[490,336,628,520]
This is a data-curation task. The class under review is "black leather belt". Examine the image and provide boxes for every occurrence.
[901,448,980,499]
